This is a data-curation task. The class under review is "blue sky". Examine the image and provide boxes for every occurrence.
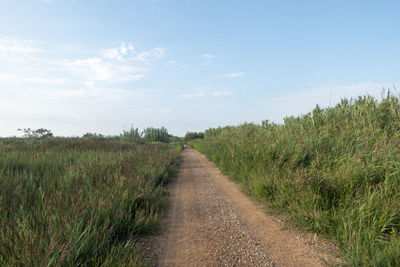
[0,0,399,136]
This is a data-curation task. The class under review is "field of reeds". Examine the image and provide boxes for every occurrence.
[188,94,400,266]
[0,139,181,266]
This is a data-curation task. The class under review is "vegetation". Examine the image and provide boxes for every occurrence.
[0,139,181,266]
[188,94,400,266]
[81,126,181,145]
[18,128,53,145]
[169,142,184,152]
[119,127,143,144]
[142,127,169,143]
[82,132,108,140]
[184,131,204,142]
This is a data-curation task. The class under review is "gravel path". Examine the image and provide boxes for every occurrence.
[140,146,340,266]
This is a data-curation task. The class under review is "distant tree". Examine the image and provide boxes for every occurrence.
[184,131,204,141]
[120,126,143,143]
[142,127,169,143]
[18,128,53,145]
[82,132,105,139]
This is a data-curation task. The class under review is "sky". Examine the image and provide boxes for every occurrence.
[0,0,399,137]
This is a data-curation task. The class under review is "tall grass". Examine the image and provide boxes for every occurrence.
[189,94,400,266]
[0,139,181,266]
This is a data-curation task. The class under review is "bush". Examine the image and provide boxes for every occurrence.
[169,142,184,152]
[143,127,169,143]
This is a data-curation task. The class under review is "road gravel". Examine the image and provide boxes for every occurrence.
[140,146,340,266]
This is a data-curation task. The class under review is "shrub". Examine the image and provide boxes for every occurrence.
[142,127,169,143]
[18,128,53,145]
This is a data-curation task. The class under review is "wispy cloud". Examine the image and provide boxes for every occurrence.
[58,43,91,53]
[211,91,235,96]
[101,43,165,63]
[181,90,235,98]
[181,92,206,98]
[0,39,165,87]
[218,72,245,78]
[200,53,214,64]
[101,42,134,61]
[0,73,68,85]
[61,57,146,82]
[201,54,214,59]
[130,47,165,62]
[0,37,43,62]
[15,86,135,100]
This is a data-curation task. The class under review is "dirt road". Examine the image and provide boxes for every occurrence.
[143,146,339,266]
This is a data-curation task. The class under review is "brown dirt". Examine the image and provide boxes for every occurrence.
[140,146,341,266]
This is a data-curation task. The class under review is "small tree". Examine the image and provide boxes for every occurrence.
[18,128,53,145]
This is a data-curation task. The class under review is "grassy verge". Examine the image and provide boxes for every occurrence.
[0,139,181,266]
[188,95,400,266]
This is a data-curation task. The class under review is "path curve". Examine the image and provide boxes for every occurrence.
[144,146,339,266]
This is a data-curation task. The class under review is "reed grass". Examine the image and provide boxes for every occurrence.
[0,139,181,266]
[189,94,400,266]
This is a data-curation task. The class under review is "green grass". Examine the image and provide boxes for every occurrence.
[0,139,180,266]
[189,95,400,266]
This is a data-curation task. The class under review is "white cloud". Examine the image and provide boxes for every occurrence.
[130,47,165,62]
[218,72,245,78]
[0,38,172,137]
[62,43,165,82]
[101,42,134,61]
[83,80,95,87]
[102,48,124,61]
[212,91,235,96]
[58,43,90,53]
[51,87,132,100]
[0,37,43,60]
[62,57,146,82]
[0,39,165,100]
[201,54,214,59]
[10,85,135,101]
[101,43,164,63]
[181,92,206,98]
[0,73,68,85]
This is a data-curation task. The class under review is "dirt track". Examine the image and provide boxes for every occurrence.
[142,146,339,266]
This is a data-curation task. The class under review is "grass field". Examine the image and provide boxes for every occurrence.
[188,95,400,266]
[0,139,181,266]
